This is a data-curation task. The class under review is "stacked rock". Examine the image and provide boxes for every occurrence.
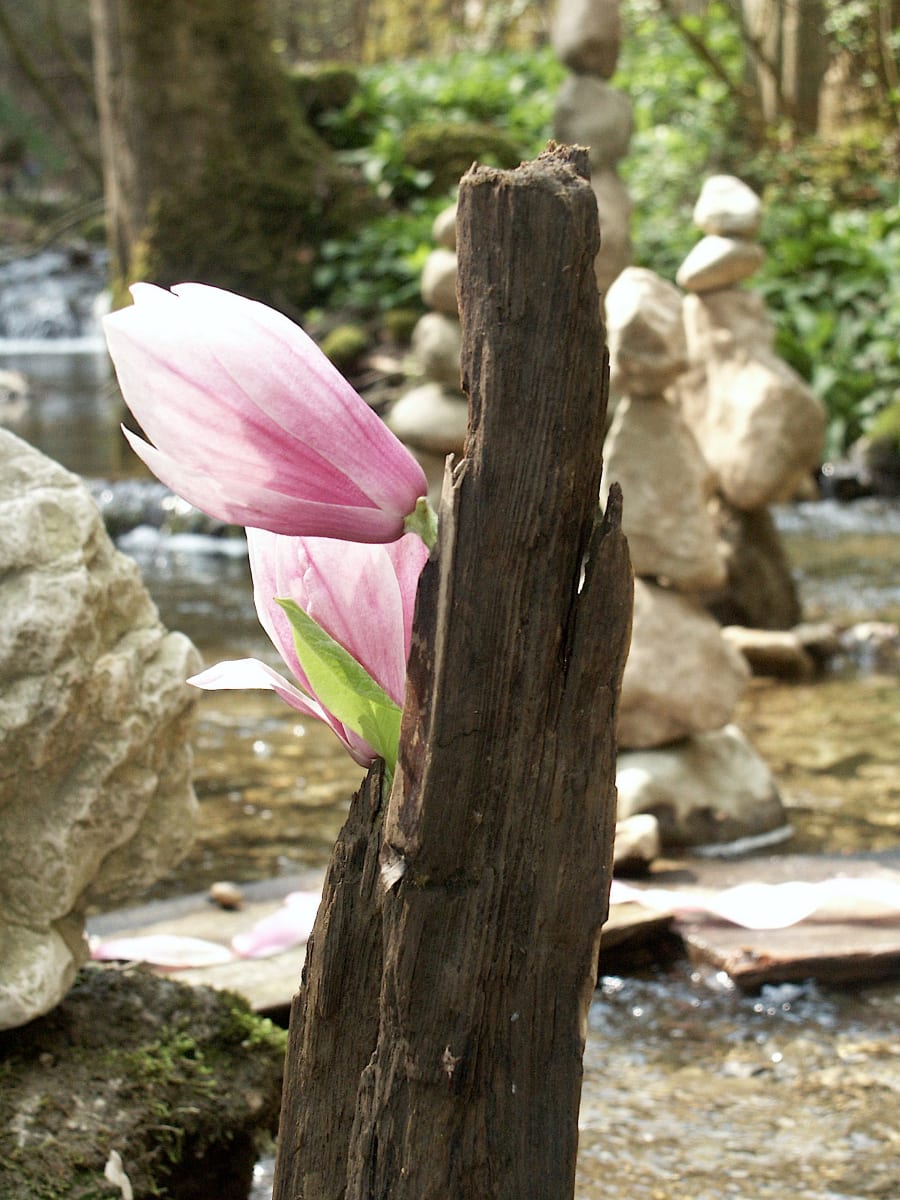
[673,175,827,629]
[386,203,467,500]
[552,0,632,293]
[601,266,788,856]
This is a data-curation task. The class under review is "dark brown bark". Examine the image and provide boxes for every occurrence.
[273,145,633,1200]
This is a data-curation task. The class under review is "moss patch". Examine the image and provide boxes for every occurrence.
[0,967,285,1200]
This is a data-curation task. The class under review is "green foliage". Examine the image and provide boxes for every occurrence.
[754,191,900,458]
[306,12,896,453]
[313,204,438,314]
[614,0,745,278]
[307,47,564,319]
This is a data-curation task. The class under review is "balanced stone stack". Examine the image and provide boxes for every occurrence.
[552,0,632,293]
[601,266,787,853]
[0,430,201,1030]
[673,174,827,629]
[386,203,467,500]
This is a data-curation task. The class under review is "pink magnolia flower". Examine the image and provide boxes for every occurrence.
[190,529,428,766]
[103,283,428,543]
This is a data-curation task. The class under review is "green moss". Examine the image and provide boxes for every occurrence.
[319,322,370,368]
[400,121,524,196]
[0,969,284,1200]
[866,401,900,449]
[106,2,375,315]
[290,64,361,126]
[382,306,420,343]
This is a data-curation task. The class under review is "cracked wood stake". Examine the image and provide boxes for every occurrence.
[273,144,633,1200]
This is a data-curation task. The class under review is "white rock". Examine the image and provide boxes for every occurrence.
[552,0,621,78]
[421,248,458,315]
[432,203,458,251]
[690,349,826,510]
[693,175,762,238]
[411,311,462,387]
[618,580,750,749]
[0,430,201,1030]
[554,76,634,169]
[601,395,725,591]
[616,724,786,846]
[387,382,468,455]
[721,626,816,679]
[682,289,775,362]
[591,168,633,294]
[676,235,765,292]
[613,813,661,871]
[605,266,687,395]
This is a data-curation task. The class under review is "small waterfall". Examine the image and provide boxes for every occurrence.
[0,246,109,350]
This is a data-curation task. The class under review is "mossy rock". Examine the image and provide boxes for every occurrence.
[290,64,361,123]
[0,967,286,1200]
[400,122,524,196]
[866,400,900,450]
[857,401,900,496]
[319,322,370,369]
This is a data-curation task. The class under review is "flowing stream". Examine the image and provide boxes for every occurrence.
[3,256,898,1200]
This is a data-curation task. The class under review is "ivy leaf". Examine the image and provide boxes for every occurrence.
[276,598,401,774]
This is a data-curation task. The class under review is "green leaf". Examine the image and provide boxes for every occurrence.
[277,599,401,774]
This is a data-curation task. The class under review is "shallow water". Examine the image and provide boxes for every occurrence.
[4,332,899,1200]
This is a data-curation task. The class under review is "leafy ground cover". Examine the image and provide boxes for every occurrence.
[307,5,897,455]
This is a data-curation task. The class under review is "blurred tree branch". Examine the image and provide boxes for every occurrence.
[0,0,102,183]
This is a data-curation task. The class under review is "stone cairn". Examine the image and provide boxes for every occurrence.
[604,261,786,861]
[387,170,837,867]
[386,203,467,502]
[0,429,201,1030]
[387,0,636,480]
[551,0,633,293]
[672,174,828,634]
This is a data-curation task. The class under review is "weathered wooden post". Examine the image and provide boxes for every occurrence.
[273,144,633,1200]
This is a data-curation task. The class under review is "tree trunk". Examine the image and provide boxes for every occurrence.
[273,145,633,1200]
[740,0,830,133]
[89,0,359,312]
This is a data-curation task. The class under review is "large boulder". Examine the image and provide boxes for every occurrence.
[679,294,826,509]
[601,395,725,591]
[616,724,786,846]
[618,580,750,749]
[0,430,201,1029]
[605,267,687,396]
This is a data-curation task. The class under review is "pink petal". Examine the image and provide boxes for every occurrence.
[89,934,234,969]
[231,890,321,958]
[104,283,428,541]
[188,658,375,766]
[122,430,406,542]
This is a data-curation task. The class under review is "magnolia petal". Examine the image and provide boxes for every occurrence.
[89,934,234,969]
[105,283,427,539]
[231,890,321,959]
[122,429,407,542]
[247,530,427,710]
[169,284,428,513]
[188,658,375,766]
